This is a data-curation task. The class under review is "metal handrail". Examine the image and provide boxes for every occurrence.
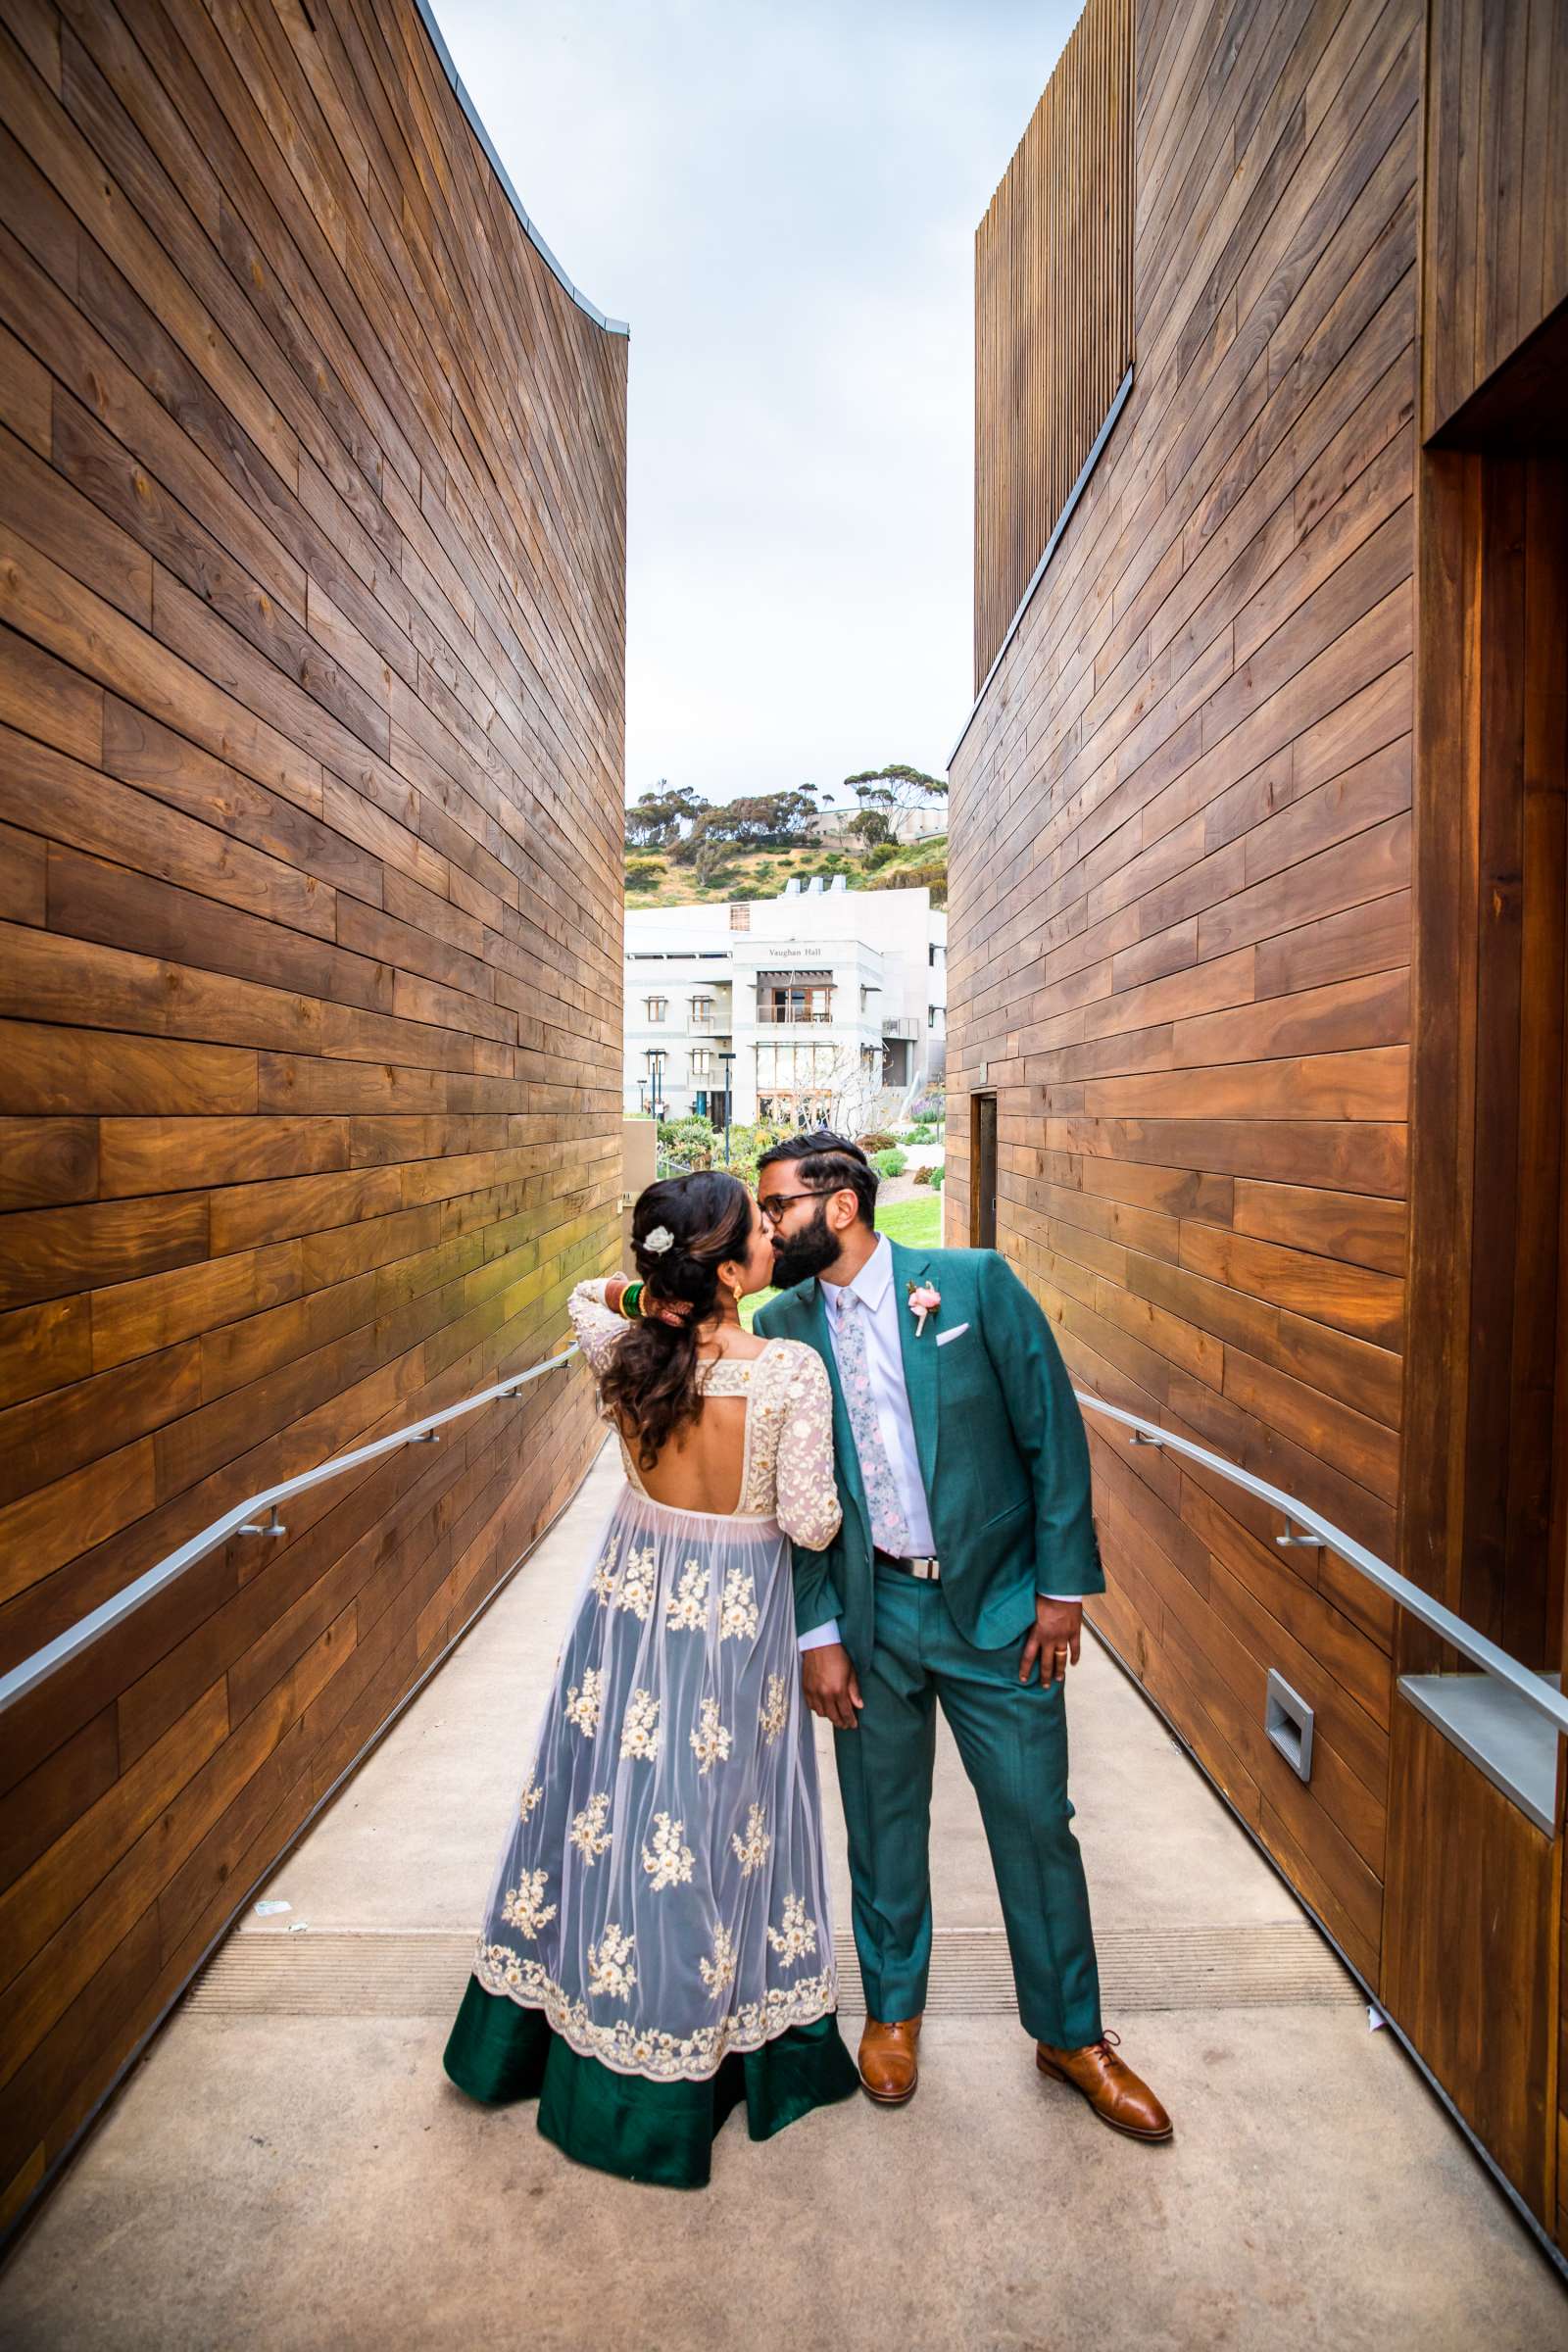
[7,1343,1561,1742]
[0,1343,581,1719]
[1074,1391,1568,1740]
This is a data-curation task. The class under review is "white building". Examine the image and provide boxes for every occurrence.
[806,803,949,850]
[624,878,947,1133]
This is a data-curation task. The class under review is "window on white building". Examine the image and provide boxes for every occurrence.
[759,982,833,1023]
[756,1043,840,1088]
[691,1050,712,1078]
[646,996,667,1022]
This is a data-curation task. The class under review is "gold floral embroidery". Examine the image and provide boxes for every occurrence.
[586,1924,637,2000]
[615,1543,658,1622]
[589,1542,618,1604]
[765,1893,818,1967]
[564,1668,603,1738]
[719,1567,760,1642]
[473,1942,838,2081]
[689,1697,732,1777]
[501,1869,556,1940]
[731,1802,771,1877]
[620,1689,662,1761]
[699,1924,737,1997]
[664,1560,710,1631]
[517,1772,543,1820]
[760,1676,788,1744]
[568,1791,612,1864]
[642,1811,695,1891]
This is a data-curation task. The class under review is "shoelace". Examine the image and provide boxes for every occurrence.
[1086,2029,1122,2067]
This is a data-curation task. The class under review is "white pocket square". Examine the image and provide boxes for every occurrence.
[935,1322,970,1347]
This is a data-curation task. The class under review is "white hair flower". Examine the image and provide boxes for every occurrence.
[642,1225,675,1256]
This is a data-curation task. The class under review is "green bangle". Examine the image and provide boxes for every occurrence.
[622,1281,643,1319]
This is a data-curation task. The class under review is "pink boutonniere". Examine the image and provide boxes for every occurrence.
[906,1279,942,1337]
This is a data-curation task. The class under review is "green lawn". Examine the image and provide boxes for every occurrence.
[740,1190,943,1330]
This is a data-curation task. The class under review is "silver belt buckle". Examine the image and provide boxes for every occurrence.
[909,1554,941,1582]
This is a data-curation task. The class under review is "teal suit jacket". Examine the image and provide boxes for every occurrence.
[754,1241,1103,1667]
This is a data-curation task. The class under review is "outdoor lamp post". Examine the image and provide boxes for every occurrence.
[718,1051,736,1163]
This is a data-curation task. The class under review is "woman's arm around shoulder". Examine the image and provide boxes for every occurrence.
[771,1341,843,1551]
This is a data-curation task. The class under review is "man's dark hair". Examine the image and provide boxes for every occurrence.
[757,1128,878,1229]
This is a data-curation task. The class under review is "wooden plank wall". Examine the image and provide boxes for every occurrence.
[951,0,1422,1988]
[0,0,625,2230]
[1422,0,1568,439]
[973,0,1133,689]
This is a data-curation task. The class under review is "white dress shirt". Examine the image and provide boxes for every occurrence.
[797,1234,1076,1652]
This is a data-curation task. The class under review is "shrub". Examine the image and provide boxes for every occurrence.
[624,858,664,888]
[858,1129,897,1153]
[872,1148,907,1179]
[865,843,898,870]
[656,1114,715,1175]
[929,1165,945,1192]
[866,858,946,906]
[912,1163,932,1186]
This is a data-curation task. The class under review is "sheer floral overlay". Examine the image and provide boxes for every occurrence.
[466,1281,845,2084]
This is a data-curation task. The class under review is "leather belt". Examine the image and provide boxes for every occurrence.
[874,1546,942,1582]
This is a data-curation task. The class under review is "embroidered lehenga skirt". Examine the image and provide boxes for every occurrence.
[444,1487,858,2186]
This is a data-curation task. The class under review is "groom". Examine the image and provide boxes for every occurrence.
[754,1131,1170,2139]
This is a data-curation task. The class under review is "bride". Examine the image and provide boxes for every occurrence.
[443,1170,859,2184]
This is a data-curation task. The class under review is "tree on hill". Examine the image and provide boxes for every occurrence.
[843,762,948,819]
[668,787,819,865]
[625,782,705,848]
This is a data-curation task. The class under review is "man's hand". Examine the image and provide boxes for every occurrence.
[1020,1596,1082,1687]
[802,1642,864,1730]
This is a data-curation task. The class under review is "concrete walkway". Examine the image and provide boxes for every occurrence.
[3,1444,1564,2350]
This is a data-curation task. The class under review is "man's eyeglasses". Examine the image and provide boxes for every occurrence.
[759,1188,828,1228]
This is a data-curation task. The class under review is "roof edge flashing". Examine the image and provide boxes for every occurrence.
[415,0,629,337]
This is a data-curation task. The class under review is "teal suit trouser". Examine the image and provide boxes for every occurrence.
[833,1564,1102,2047]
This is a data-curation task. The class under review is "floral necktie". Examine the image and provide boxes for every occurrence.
[834,1290,911,1556]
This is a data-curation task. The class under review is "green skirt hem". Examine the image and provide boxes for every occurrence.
[442,1975,860,2188]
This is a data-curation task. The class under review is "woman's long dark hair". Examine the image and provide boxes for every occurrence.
[598,1171,754,1472]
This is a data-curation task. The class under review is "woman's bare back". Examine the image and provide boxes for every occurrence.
[622,1321,770,1512]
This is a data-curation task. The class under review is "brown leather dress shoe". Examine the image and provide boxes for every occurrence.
[1036,2030,1172,2141]
[858,2015,922,2104]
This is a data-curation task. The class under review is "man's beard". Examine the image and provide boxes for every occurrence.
[770,1201,840,1290]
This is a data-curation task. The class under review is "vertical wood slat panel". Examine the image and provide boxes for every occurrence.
[0,0,625,2236]
[1423,0,1568,438]
[973,0,1133,689]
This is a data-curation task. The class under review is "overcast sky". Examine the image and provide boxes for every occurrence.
[436,0,1077,808]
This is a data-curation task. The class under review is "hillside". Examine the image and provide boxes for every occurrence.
[624,833,947,909]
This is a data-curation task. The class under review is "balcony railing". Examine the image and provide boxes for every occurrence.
[882,1016,919,1039]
